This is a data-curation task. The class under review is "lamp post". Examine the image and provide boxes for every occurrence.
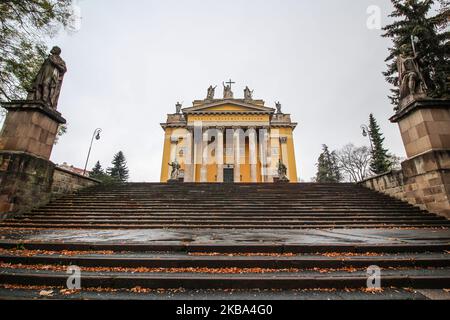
[83,128,102,176]
[360,124,374,152]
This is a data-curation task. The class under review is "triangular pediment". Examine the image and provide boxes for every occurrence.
[182,99,275,114]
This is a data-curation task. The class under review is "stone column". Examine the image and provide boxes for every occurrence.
[233,127,241,183]
[269,128,280,182]
[0,101,66,215]
[168,136,178,179]
[249,127,258,182]
[216,127,224,182]
[280,136,289,179]
[200,128,209,182]
[259,126,270,183]
[184,128,194,182]
[192,121,203,183]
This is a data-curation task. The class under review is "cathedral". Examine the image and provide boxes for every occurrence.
[160,81,298,183]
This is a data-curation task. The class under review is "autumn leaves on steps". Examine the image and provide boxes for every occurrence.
[0,243,449,290]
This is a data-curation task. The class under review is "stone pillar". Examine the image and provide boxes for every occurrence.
[389,99,450,217]
[233,127,241,183]
[192,121,203,183]
[167,136,178,180]
[280,136,289,178]
[0,101,66,215]
[184,128,193,182]
[249,127,258,182]
[216,127,224,183]
[269,128,280,183]
[259,127,270,183]
[200,128,209,182]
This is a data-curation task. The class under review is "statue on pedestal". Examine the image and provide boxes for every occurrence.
[397,44,427,101]
[206,85,216,100]
[277,159,288,181]
[27,46,67,109]
[168,160,181,180]
[244,86,253,100]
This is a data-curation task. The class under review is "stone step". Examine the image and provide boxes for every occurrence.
[19,214,441,220]
[1,252,449,269]
[10,219,449,225]
[0,222,447,229]
[1,267,449,289]
[0,287,437,300]
[1,241,447,253]
[33,206,426,213]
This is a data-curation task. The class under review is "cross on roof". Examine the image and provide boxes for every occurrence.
[225,79,235,88]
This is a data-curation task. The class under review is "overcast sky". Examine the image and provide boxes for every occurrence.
[49,0,407,182]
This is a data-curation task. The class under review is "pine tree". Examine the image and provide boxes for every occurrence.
[315,145,342,183]
[382,0,449,105]
[107,151,129,183]
[90,161,104,179]
[368,114,392,174]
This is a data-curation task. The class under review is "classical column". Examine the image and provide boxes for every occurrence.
[168,136,178,179]
[200,128,209,182]
[184,128,193,182]
[259,126,270,182]
[192,121,203,183]
[248,127,258,182]
[233,127,241,183]
[269,128,280,182]
[280,136,289,179]
[216,127,224,182]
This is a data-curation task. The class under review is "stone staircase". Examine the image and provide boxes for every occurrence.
[1,183,449,229]
[0,183,449,298]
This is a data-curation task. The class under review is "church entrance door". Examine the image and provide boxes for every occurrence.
[224,168,234,183]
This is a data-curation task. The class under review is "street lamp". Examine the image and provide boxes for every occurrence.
[360,124,373,152]
[83,128,102,176]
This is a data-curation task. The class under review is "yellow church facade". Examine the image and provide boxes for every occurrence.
[160,84,298,183]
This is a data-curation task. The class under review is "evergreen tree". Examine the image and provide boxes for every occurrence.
[382,0,449,105]
[315,144,342,183]
[107,151,129,183]
[368,114,392,174]
[89,161,104,179]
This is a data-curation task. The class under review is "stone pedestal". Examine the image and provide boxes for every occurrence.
[390,99,450,158]
[168,178,184,183]
[389,98,450,217]
[0,101,66,215]
[0,101,66,159]
[273,176,290,183]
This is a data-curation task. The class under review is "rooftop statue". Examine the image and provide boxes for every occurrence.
[206,85,216,100]
[244,86,254,100]
[27,46,67,109]
[275,101,282,114]
[175,102,182,114]
[223,82,234,99]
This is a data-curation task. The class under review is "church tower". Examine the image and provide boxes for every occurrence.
[160,82,298,183]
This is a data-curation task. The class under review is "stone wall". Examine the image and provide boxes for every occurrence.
[52,167,100,196]
[0,151,55,216]
[361,150,450,218]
